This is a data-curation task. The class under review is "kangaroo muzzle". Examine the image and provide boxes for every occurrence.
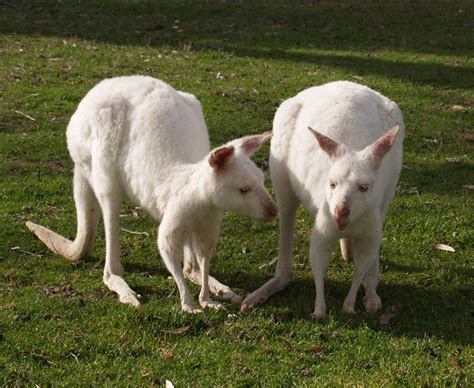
[261,199,278,222]
[267,203,278,220]
[334,205,350,230]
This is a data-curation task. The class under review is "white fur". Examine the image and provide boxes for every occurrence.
[27,75,277,312]
[242,81,404,318]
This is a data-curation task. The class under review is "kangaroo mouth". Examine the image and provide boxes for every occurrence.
[262,211,278,223]
[260,203,278,223]
[268,209,278,219]
[336,218,349,230]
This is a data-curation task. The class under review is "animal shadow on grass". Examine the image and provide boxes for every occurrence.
[229,47,471,91]
[52,247,473,346]
[2,1,471,57]
[227,268,473,346]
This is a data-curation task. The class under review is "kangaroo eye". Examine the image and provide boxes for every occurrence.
[329,182,337,189]
[239,187,251,194]
[358,184,369,192]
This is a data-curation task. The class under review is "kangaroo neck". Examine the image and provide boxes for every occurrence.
[147,159,219,221]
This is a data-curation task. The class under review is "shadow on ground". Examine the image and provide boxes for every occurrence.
[400,160,474,196]
[120,255,474,346]
[1,1,472,90]
[226,272,473,346]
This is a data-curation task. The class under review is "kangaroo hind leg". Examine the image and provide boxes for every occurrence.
[184,239,242,304]
[94,173,141,308]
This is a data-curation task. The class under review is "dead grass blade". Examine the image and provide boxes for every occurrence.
[434,243,455,252]
[161,325,191,335]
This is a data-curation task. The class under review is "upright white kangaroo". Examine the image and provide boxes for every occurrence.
[241,81,404,318]
[26,76,278,313]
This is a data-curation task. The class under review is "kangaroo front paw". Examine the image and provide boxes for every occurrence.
[311,304,327,320]
[200,299,225,310]
[363,294,382,312]
[342,300,356,314]
[310,311,327,320]
[182,303,203,314]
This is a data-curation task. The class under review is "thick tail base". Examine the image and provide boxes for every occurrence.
[340,239,352,262]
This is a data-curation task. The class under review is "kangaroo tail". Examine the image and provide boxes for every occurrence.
[340,238,353,262]
[26,221,86,261]
[26,167,100,261]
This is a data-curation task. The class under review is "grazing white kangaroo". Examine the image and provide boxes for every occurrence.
[26,76,278,313]
[241,81,404,318]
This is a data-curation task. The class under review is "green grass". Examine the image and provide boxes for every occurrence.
[1,0,473,385]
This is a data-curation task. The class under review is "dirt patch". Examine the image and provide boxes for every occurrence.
[45,160,68,173]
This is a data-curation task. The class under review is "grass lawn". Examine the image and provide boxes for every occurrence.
[1,0,473,385]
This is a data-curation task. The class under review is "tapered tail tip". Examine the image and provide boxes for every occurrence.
[25,220,79,261]
[25,221,40,233]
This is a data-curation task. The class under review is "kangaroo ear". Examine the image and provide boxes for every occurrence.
[209,145,235,170]
[237,131,272,156]
[367,125,400,165]
[308,127,340,159]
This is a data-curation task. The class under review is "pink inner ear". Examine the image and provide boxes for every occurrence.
[318,135,339,157]
[209,146,235,170]
[242,137,261,154]
[371,125,399,158]
[372,138,391,157]
[308,127,339,158]
[241,131,272,155]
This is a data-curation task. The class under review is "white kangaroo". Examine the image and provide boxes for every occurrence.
[26,75,278,313]
[241,81,404,318]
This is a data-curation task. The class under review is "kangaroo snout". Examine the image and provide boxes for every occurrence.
[334,205,350,230]
[267,203,278,219]
[261,200,278,222]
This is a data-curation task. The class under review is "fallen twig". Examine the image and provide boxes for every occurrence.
[70,353,80,364]
[258,257,278,269]
[14,110,36,121]
[10,246,43,257]
[121,228,149,237]
[30,352,55,365]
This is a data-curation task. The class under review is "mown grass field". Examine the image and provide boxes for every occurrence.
[1,0,473,385]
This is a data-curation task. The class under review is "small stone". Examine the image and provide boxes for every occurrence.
[301,368,312,377]
[241,367,250,375]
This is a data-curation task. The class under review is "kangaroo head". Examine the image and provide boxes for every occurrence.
[208,131,278,223]
[309,125,400,230]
